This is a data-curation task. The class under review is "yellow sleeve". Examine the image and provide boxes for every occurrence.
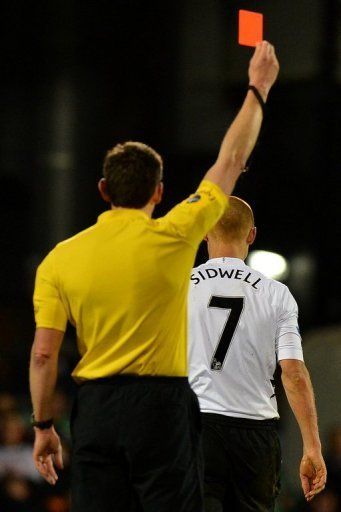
[33,250,68,332]
[160,180,228,247]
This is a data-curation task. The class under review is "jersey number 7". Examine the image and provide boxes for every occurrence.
[208,296,245,371]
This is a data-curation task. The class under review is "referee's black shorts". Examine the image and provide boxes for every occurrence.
[70,375,203,512]
[202,413,281,512]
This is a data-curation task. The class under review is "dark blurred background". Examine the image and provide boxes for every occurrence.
[0,1,340,511]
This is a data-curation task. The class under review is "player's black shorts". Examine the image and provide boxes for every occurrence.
[70,375,203,512]
[202,413,281,512]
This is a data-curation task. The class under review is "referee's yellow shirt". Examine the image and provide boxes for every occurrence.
[34,180,227,381]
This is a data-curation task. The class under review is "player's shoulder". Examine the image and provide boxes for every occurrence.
[242,264,298,312]
[262,272,288,293]
[252,269,296,309]
[245,264,290,295]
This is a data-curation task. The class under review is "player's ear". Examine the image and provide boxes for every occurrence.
[247,226,257,245]
[98,178,111,203]
[151,181,164,205]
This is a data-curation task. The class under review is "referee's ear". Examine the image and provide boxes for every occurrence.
[98,178,111,203]
[150,181,164,205]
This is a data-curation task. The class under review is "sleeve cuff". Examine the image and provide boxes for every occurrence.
[198,180,228,209]
[277,348,304,362]
[35,321,67,333]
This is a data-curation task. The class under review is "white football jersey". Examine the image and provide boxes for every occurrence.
[188,257,303,420]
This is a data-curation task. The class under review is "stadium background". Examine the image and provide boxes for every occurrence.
[0,1,340,510]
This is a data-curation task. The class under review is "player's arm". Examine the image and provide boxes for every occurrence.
[280,359,327,501]
[204,41,279,195]
[30,327,64,485]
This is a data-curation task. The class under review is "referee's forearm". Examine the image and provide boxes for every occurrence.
[204,92,263,196]
[217,91,263,169]
[29,349,58,421]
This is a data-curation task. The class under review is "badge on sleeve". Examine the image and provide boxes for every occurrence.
[187,194,201,203]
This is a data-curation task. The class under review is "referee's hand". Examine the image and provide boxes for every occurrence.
[248,41,279,102]
[33,426,64,485]
[300,450,327,502]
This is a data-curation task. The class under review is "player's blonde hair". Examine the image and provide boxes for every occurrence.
[210,196,254,242]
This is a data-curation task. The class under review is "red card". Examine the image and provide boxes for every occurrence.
[238,10,263,47]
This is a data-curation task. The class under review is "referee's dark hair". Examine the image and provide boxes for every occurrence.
[102,141,163,208]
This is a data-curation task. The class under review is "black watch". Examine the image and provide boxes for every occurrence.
[31,414,54,430]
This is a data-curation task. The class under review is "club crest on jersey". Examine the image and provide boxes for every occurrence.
[187,194,201,203]
[211,359,222,371]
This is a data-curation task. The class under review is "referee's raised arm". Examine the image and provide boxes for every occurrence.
[205,41,279,195]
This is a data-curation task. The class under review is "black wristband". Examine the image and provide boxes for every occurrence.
[31,414,54,430]
[248,85,266,116]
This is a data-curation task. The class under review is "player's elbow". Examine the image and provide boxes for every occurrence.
[281,366,308,390]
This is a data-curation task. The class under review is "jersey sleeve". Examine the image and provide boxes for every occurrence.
[160,180,228,247]
[275,286,303,362]
[33,250,68,332]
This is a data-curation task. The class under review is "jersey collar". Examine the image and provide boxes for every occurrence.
[207,257,246,267]
[97,209,149,224]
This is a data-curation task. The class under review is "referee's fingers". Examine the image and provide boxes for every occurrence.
[35,455,58,485]
[45,455,58,482]
[35,459,54,485]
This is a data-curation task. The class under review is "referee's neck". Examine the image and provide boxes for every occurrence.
[110,204,155,218]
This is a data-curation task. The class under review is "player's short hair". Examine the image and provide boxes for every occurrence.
[103,141,163,208]
[210,196,254,242]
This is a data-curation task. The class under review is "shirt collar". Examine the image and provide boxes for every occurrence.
[97,209,149,224]
[207,257,246,267]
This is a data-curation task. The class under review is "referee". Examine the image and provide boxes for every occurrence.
[29,42,279,512]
